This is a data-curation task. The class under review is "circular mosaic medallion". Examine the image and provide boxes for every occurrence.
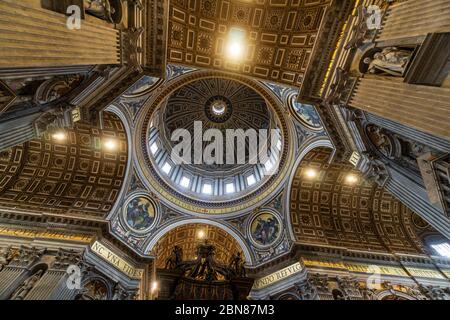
[123,196,157,232]
[412,213,429,229]
[249,211,282,247]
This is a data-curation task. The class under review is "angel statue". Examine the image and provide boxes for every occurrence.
[364,47,412,77]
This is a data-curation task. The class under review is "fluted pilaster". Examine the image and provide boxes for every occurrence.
[349,77,450,140]
[377,0,450,44]
[0,0,120,68]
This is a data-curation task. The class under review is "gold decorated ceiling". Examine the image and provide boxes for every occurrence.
[289,148,426,254]
[152,223,244,268]
[168,0,331,86]
[0,112,127,219]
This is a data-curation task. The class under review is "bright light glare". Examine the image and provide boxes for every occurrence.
[150,142,158,155]
[227,41,243,58]
[198,230,206,239]
[276,139,282,150]
[264,160,274,172]
[161,162,172,175]
[432,243,450,258]
[202,183,212,195]
[104,139,117,151]
[305,168,317,179]
[225,183,235,194]
[247,174,256,186]
[180,176,190,188]
[52,131,66,141]
[226,28,245,60]
[345,174,358,184]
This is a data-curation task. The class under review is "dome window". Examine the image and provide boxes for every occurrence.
[180,176,190,188]
[246,174,256,186]
[161,162,172,175]
[202,183,212,195]
[225,183,235,194]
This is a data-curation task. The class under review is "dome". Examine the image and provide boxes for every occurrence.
[160,78,272,174]
[136,71,294,215]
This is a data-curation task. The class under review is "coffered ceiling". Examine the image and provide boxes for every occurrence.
[0,112,127,219]
[167,0,331,86]
[289,147,427,254]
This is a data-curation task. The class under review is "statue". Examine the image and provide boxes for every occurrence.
[0,246,13,272]
[367,125,394,158]
[360,287,376,300]
[10,269,44,300]
[164,246,183,270]
[112,283,137,300]
[84,0,116,23]
[419,284,450,300]
[364,47,412,77]
[228,252,246,277]
[187,243,217,281]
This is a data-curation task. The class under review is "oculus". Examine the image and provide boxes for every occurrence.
[123,196,157,232]
[204,95,233,123]
[249,212,281,247]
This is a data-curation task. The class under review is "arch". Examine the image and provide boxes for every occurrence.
[145,218,253,265]
[105,104,133,221]
[284,138,334,242]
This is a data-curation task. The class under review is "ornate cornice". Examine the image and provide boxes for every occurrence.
[298,0,355,100]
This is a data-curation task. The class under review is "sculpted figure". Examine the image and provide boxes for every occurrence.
[10,269,44,300]
[0,247,13,272]
[228,252,246,277]
[84,0,115,22]
[364,47,412,77]
[165,246,183,270]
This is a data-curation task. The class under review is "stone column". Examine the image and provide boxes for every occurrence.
[0,104,80,151]
[377,0,450,45]
[0,246,46,300]
[349,76,450,141]
[0,0,121,68]
[25,249,84,300]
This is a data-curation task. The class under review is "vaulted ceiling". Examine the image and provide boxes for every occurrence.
[151,223,244,268]
[167,0,331,86]
[0,112,127,219]
[289,147,427,254]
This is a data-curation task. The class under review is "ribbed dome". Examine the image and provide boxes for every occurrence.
[145,76,287,206]
[159,78,273,175]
